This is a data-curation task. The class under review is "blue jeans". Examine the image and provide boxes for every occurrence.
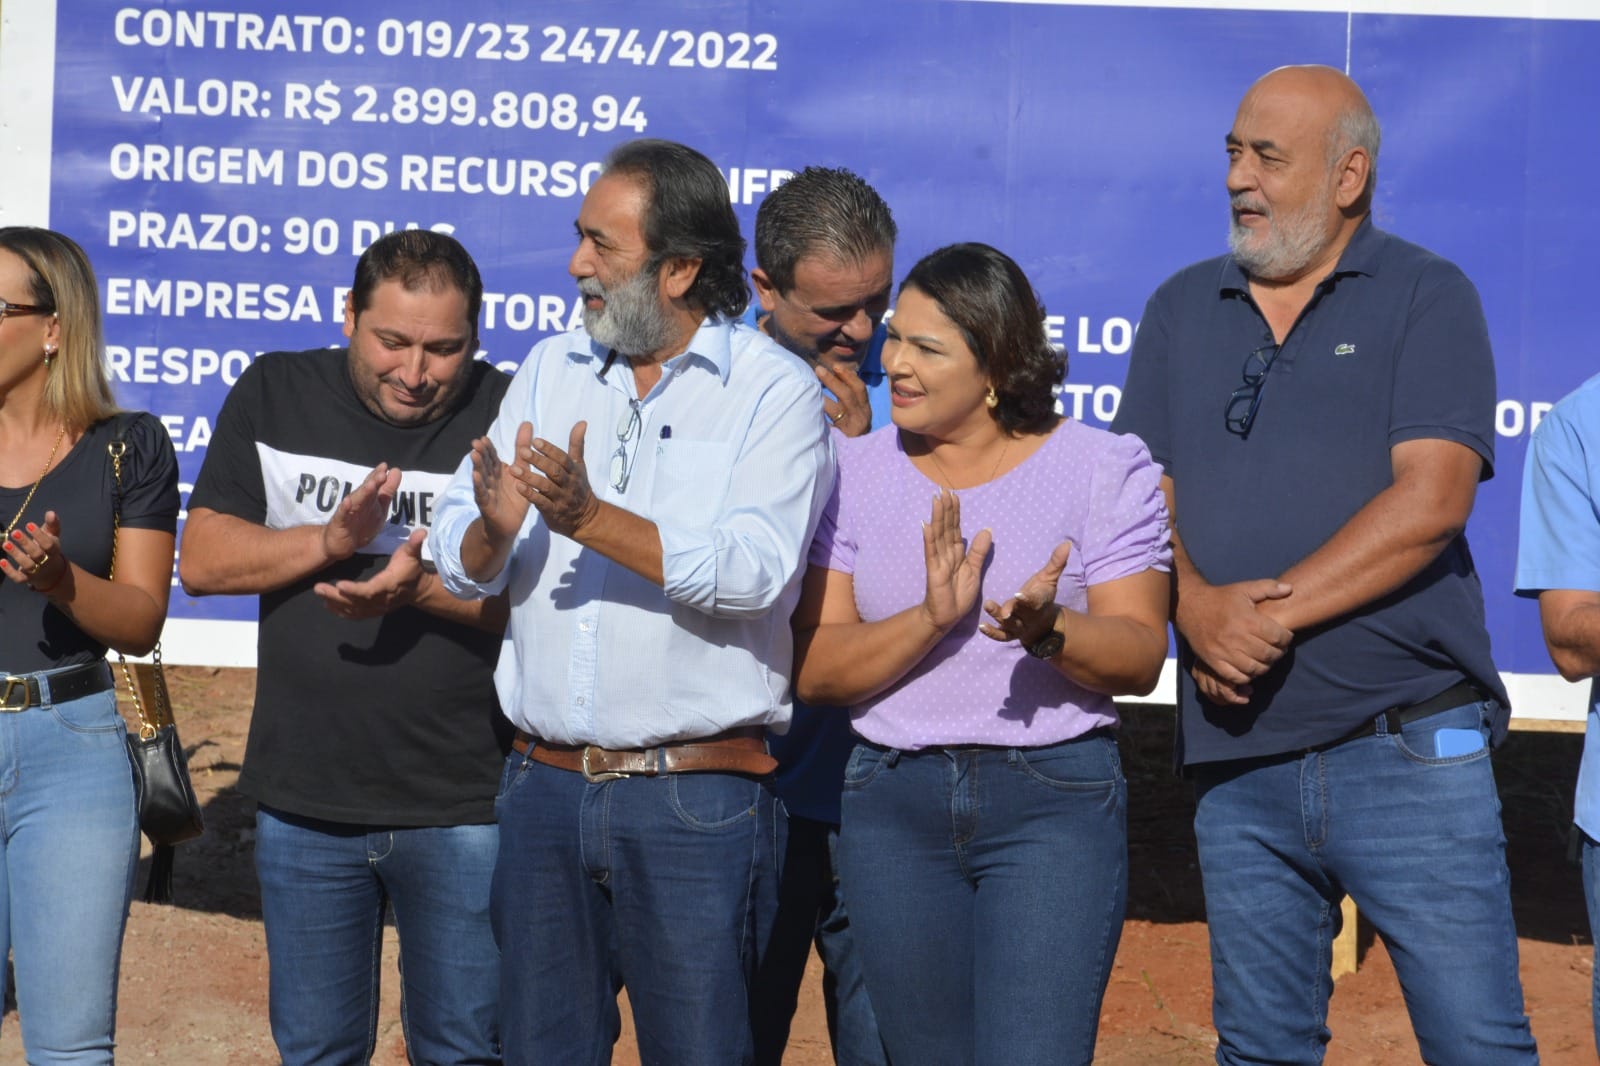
[752,814,886,1066]
[837,734,1127,1066]
[1193,699,1537,1065]
[0,668,139,1065]
[254,806,501,1066]
[1582,832,1600,1059]
[492,751,783,1065]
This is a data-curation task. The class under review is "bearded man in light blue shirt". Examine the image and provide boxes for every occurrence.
[432,138,835,1064]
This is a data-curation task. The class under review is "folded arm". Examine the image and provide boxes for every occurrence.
[1259,438,1483,632]
[1164,474,1293,702]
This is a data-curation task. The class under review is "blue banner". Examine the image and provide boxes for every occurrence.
[20,1,1600,704]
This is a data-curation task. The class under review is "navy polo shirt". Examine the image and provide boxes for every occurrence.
[1112,218,1508,764]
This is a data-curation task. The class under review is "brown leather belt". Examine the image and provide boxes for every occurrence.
[513,728,777,782]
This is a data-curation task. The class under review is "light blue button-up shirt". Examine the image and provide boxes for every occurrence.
[1516,370,1600,838]
[432,316,835,748]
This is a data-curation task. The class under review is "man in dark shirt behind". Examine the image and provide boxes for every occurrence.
[746,165,894,1066]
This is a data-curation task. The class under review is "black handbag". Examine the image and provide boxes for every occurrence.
[108,429,205,903]
[121,653,204,902]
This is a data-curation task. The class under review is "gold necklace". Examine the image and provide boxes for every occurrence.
[4,423,66,539]
[926,435,1011,491]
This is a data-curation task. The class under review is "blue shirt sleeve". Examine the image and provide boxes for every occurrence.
[1388,260,1498,477]
[1516,398,1600,595]
[432,351,539,600]
[659,371,836,617]
[1110,287,1174,472]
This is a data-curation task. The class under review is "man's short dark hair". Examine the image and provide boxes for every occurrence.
[900,243,1064,437]
[602,139,749,319]
[755,167,897,294]
[350,230,484,340]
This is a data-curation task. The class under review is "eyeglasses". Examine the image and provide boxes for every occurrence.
[1224,343,1281,439]
[609,399,643,492]
[0,299,52,321]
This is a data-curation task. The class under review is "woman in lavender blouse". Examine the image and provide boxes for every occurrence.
[791,243,1172,1065]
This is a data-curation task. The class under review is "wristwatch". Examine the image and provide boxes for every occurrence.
[1023,608,1064,660]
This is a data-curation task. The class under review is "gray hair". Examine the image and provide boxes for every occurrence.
[603,139,750,318]
[1329,104,1381,199]
[754,167,897,293]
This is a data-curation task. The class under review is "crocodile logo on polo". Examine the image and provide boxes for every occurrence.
[1334,343,1356,357]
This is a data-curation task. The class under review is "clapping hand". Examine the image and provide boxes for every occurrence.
[314,527,426,619]
[470,422,536,547]
[980,540,1072,647]
[2,513,68,594]
[521,422,601,539]
[322,463,401,561]
[471,421,601,543]
[918,490,992,632]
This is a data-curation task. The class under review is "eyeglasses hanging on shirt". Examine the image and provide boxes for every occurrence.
[1224,342,1281,439]
[598,348,646,492]
[610,399,643,492]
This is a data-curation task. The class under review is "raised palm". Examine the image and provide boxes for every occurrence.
[921,489,992,631]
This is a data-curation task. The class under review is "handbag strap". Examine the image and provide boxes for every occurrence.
[106,418,173,740]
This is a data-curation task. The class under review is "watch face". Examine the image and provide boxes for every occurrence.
[1028,630,1065,660]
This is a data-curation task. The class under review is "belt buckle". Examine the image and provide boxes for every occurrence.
[0,676,29,712]
[581,746,628,783]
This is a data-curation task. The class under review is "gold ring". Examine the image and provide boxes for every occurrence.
[830,410,845,424]
[35,552,49,569]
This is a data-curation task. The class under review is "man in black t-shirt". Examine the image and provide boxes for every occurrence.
[180,231,510,1065]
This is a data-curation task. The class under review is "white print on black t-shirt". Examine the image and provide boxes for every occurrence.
[256,443,453,561]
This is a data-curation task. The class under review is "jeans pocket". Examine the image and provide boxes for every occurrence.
[1391,700,1492,766]
[840,743,891,791]
[49,688,125,735]
[1013,735,1124,791]
[496,748,534,800]
[668,773,763,831]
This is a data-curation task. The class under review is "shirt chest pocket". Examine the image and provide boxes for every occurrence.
[648,440,735,528]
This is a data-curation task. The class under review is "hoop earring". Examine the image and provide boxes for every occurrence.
[985,386,999,409]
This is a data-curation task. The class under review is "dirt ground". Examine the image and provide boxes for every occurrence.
[3,666,1589,1064]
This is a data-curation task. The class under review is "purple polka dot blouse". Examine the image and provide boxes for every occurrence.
[810,420,1171,750]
